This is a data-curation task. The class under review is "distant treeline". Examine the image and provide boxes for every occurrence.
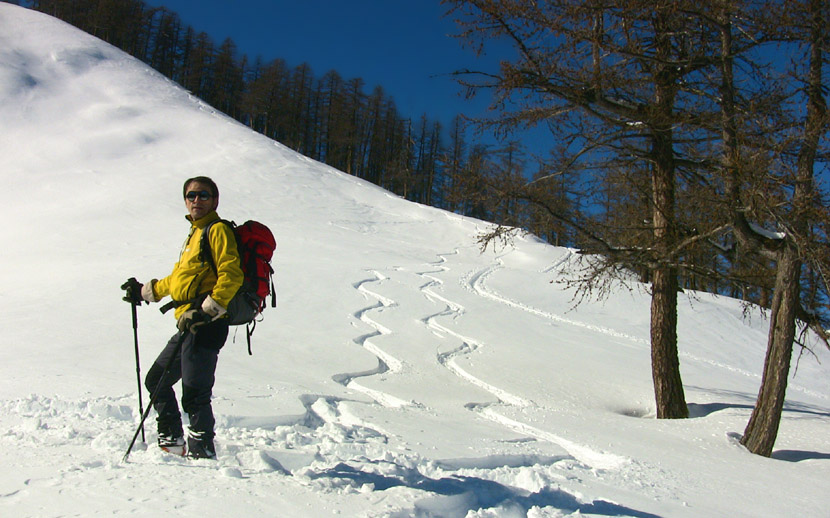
[26,0,567,244]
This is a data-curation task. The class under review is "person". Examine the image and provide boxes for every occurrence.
[129,176,243,459]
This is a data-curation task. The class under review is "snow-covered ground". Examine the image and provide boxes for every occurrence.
[1,4,829,517]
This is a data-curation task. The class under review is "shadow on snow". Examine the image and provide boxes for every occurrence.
[309,462,662,518]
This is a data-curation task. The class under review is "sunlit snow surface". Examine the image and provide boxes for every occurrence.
[1,5,829,517]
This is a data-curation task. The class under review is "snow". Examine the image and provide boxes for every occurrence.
[748,221,786,241]
[1,4,829,517]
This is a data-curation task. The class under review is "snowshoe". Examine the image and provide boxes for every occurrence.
[186,430,216,460]
[158,434,186,456]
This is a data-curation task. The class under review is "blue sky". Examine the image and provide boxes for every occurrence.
[144,1,503,132]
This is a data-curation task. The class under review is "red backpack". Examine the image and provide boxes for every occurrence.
[201,219,276,354]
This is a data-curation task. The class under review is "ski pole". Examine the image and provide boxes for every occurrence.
[130,299,146,444]
[123,332,186,462]
[121,278,146,444]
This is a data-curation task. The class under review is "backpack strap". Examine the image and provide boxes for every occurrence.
[246,321,256,355]
[199,219,235,274]
[160,219,229,315]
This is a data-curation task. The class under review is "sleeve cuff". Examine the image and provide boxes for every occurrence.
[201,295,227,318]
[141,280,158,303]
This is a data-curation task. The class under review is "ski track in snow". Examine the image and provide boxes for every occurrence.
[468,250,771,385]
[329,250,628,474]
[331,270,415,409]
[415,250,628,471]
[419,252,532,409]
[321,249,629,483]
[464,252,648,347]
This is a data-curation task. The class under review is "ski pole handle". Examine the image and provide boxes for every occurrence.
[121,278,143,305]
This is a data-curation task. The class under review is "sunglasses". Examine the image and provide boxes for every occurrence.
[185,190,213,201]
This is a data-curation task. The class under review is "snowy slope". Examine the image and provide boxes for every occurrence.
[1,4,829,517]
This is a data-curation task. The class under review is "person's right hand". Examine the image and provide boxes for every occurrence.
[121,278,143,304]
[177,309,210,334]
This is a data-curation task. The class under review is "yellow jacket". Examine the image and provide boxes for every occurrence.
[153,211,244,319]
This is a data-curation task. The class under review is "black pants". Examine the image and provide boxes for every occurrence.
[144,319,229,440]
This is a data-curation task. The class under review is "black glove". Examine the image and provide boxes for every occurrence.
[121,278,143,305]
[177,309,211,334]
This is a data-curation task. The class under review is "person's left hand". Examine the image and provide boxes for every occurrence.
[201,295,226,319]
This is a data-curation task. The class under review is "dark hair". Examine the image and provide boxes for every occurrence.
[183,176,219,199]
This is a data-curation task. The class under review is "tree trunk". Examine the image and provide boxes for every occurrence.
[650,149,687,418]
[651,265,687,418]
[741,249,800,456]
[649,24,688,418]
[741,0,825,457]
